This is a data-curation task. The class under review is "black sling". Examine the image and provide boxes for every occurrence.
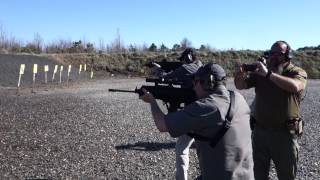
[187,90,236,148]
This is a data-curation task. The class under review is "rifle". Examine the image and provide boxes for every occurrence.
[144,59,183,73]
[108,78,196,112]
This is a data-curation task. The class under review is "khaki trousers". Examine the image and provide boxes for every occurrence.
[175,134,195,180]
[252,126,299,180]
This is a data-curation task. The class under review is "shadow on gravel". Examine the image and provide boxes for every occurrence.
[115,141,197,151]
[115,141,176,151]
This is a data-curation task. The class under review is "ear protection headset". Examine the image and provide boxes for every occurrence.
[276,40,293,61]
[179,48,195,63]
[197,64,220,91]
[187,53,193,62]
[201,73,216,91]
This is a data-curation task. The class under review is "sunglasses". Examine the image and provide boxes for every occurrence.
[268,51,285,57]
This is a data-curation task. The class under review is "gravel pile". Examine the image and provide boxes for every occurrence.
[0,77,319,179]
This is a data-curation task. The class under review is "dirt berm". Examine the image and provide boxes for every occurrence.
[0,54,89,87]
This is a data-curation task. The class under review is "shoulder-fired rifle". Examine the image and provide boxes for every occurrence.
[144,59,183,73]
[108,78,196,112]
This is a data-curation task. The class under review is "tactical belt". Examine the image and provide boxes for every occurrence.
[187,90,235,148]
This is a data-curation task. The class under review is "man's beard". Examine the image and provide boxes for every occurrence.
[267,61,285,74]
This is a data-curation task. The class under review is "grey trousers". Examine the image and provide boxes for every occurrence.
[175,134,195,180]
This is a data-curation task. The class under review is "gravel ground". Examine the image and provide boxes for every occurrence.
[0,77,319,180]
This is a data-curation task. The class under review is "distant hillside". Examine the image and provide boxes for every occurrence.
[46,50,320,79]
[0,50,319,87]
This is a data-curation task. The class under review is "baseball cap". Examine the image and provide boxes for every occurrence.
[191,63,226,81]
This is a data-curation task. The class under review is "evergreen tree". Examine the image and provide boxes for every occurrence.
[149,43,157,52]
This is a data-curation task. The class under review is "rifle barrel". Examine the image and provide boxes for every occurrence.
[108,89,136,93]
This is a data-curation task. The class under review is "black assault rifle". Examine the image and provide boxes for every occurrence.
[108,78,196,112]
[144,59,183,73]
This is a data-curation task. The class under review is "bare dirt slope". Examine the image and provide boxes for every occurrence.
[0,54,84,88]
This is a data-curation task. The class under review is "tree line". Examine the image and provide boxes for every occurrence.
[1,25,319,78]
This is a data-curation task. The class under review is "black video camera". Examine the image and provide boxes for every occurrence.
[242,52,269,72]
[242,63,258,72]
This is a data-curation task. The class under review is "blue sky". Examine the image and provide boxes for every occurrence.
[1,0,319,50]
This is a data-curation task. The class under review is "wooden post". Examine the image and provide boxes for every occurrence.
[84,64,87,79]
[32,64,38,93]
[52,65,58,82]
[59,65,63,84]
[17,64,25,94]
[44,65,49,84]
[67,65,71,86]
[90,67,93,79]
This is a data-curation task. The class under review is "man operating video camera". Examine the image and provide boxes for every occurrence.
[234,40,307,180]
[241,51,268,72]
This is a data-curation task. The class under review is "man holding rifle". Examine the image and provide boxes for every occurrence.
[154,48,202,87]
[153,48,202,180]
[140,63,254,180]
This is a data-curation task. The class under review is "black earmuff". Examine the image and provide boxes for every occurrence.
[208,74,216,90]
[184,48,193,63]
[199,66,216,91]
[179,48,195,63]
[187,52,193,62]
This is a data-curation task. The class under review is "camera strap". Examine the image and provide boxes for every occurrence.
[187,90,235,148]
